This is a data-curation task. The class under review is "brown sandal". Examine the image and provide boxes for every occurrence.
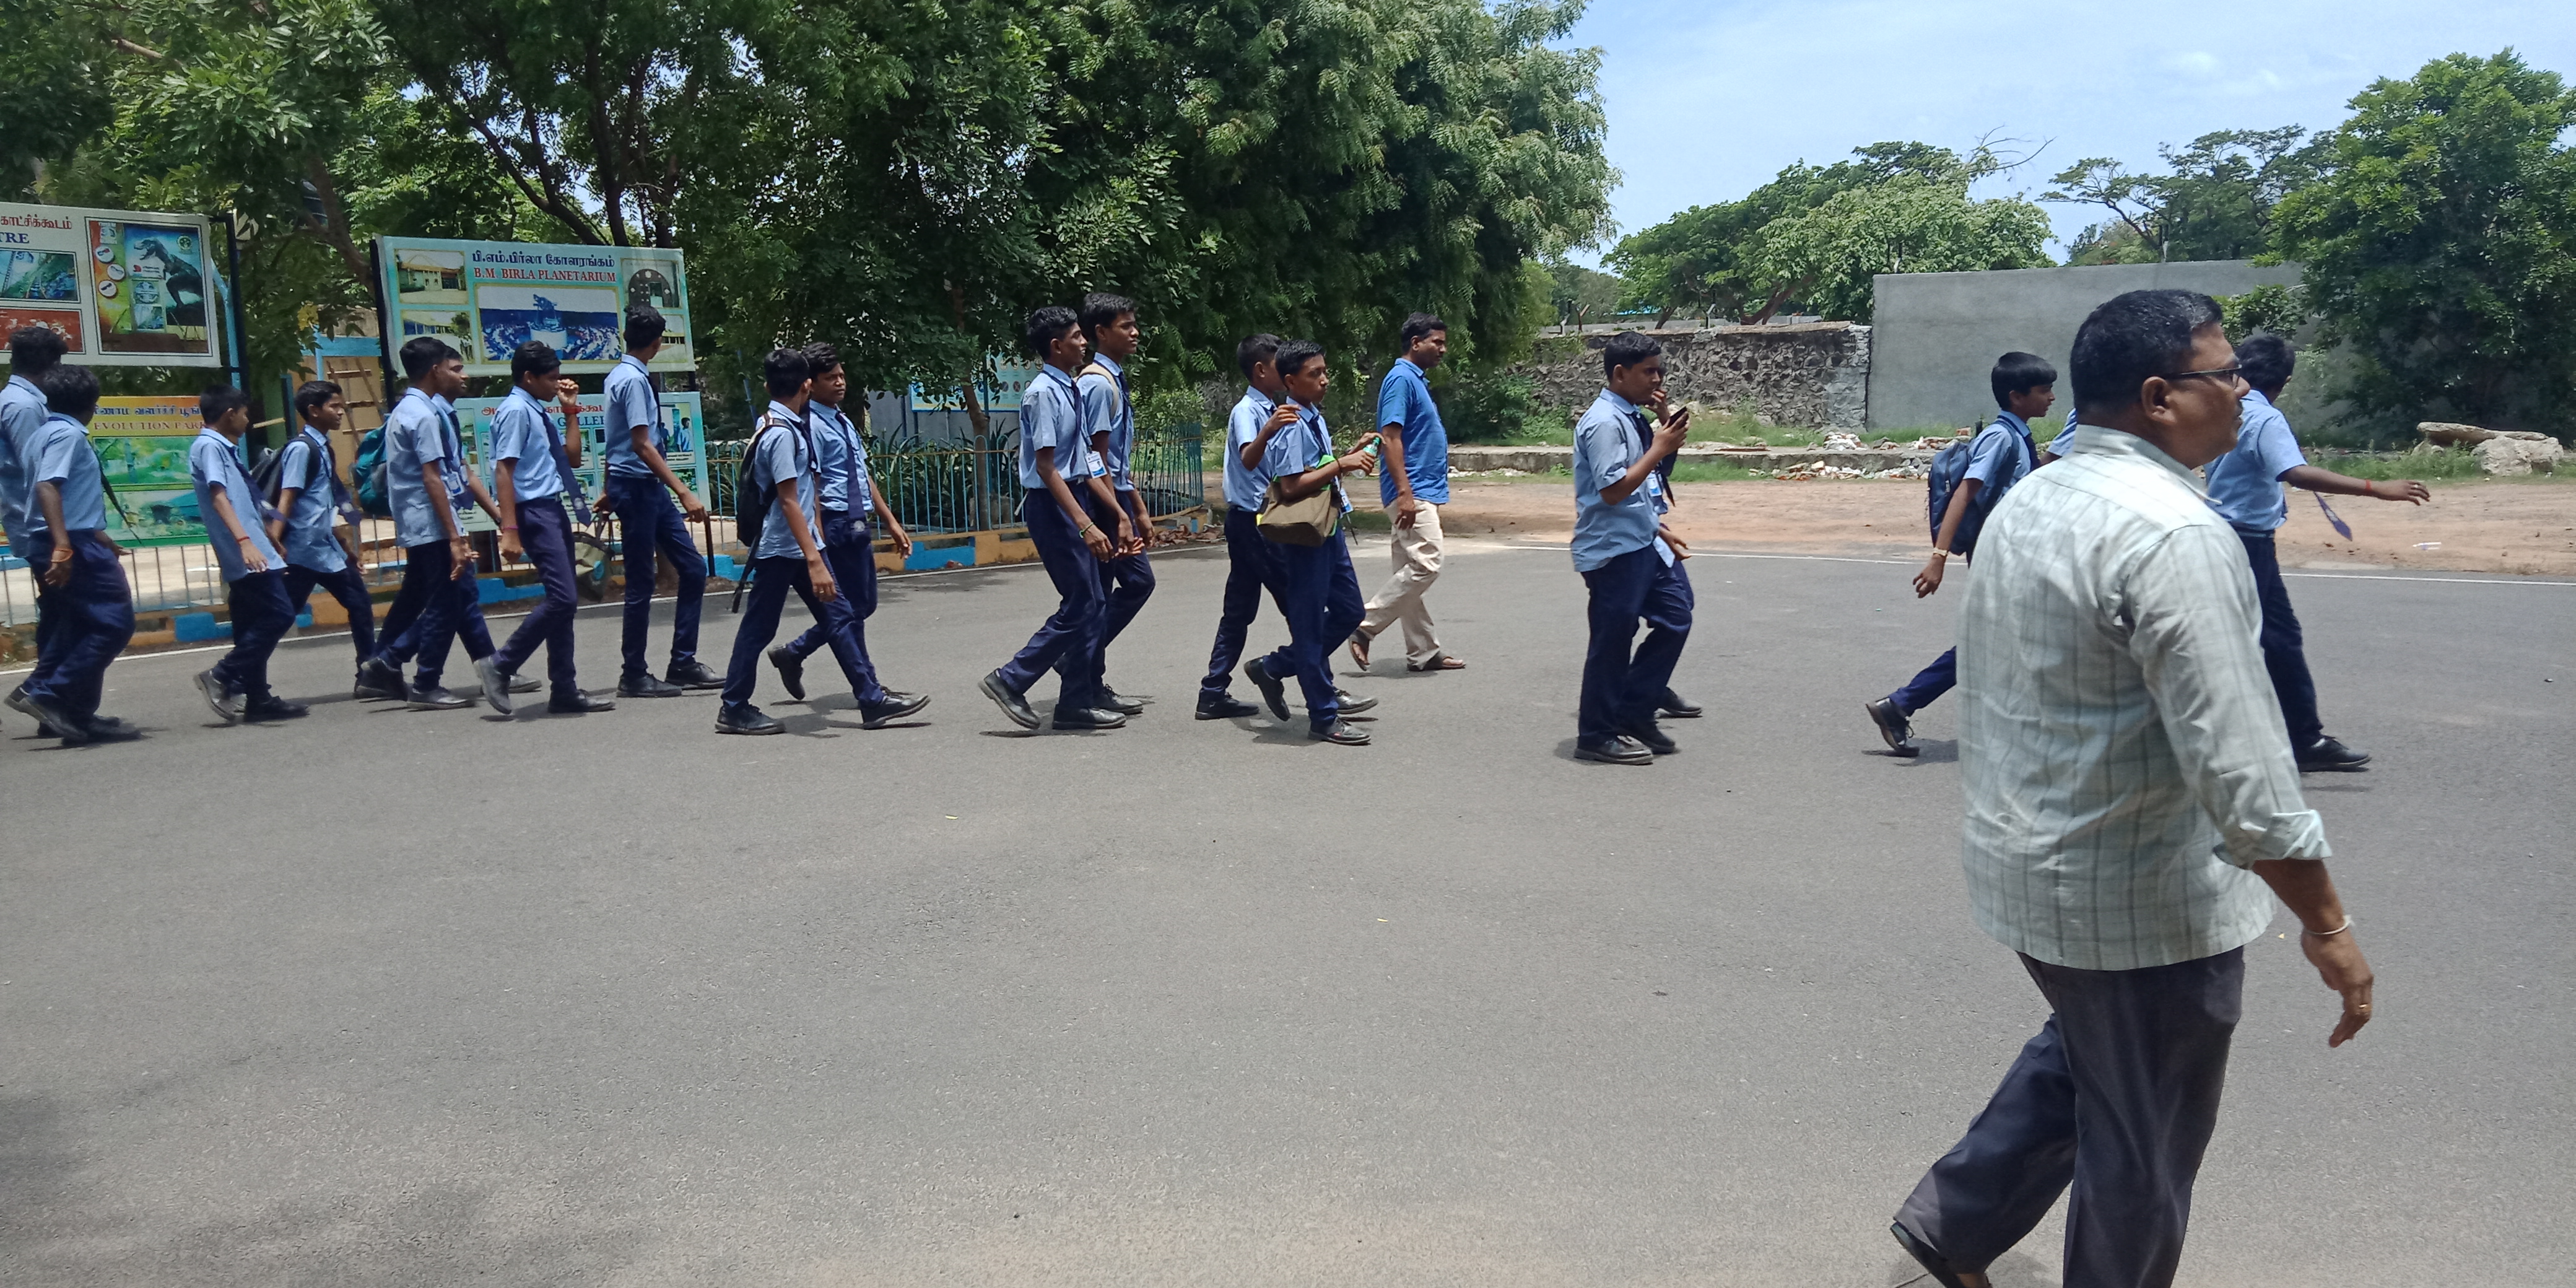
[1349,632,1372,671]
[1406,654,1466,672]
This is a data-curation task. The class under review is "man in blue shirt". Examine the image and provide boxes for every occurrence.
[2205,334,2426,772]
[1236,339,1382,746]
[13,363,140,744]
[479,341,616,716]
[1865,352,2052,758]
[187,386,304,724]
[761,341,927,728]
[1073,293,1155,711]
[1350,312,1462,674]
[356,337,509,711]
[2,325,72,735]
[596,305,718,698]
[1195,333,1299,719]
[978,306,1134,733]
[1569,332,1693,765]
[270,381,381,694]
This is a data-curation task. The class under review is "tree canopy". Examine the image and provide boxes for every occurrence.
[2048,127,2330,265]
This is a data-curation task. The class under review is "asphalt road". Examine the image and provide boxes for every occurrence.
[2,536,2569,1286]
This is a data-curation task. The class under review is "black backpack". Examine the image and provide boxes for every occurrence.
[1924,419,2032,559]
[733,412,800,554]
[249,443,287,503]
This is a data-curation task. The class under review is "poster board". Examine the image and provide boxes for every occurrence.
[910,359,1040,414]
[376,237,692,377]
[0,203,220,367]
[451,391,707,533]
[88,395,209,547]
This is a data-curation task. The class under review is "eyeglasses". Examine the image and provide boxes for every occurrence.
[2159,365,2247,389]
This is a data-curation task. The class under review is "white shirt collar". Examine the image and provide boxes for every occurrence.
[2058,424,2207,494]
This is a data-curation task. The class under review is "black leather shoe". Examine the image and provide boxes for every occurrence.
[8,684,65,736]
[979,670,1040,729]
[476,656,515,715]
[242,697,310,721]
[1245,657,1289,721]
[196,668,243,723]
[79,713,142,741]
[1622,721,1677,755]
[1659,687,1704,719]
[1196,693,1259,720]
[507,673,541,694]
[767,645,807,700]
[859,691,931,728]
[665,659,724,690]
[617,673,685,698]
[1575,734,1655,765]
[1865,697,1919,757]
[407,685,473,711]
[1312,718,1372,746]
[1333,687,1377,715]
[23,692,89,744]
[1890,1222,1978,1288]
[1051,706,1127,731]
[1097,686,1146,715]
[715,702,783,735]
[354,658,406,700]
[547,690,617,714]
[2297,736,2371,772]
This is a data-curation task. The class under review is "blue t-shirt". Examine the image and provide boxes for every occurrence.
[751,404,821,560]
[489,386,567,502]
[385,388,468,548]
[808,402,872,516]
[188,428,282,582]
[276,427,349,573]
[1016,365,1094,490]
[1222,386,1276,513]
[22,411,107,536]
[2203,390,2307,533]
[1077,355,1135,492]
[1570,388,1664,572]
[1376,357,1450,507]
[601,355,663,478]
[0,373,48,557]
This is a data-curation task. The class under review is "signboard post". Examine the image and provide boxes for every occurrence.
[0,203,223,368]
[373,236,692,376]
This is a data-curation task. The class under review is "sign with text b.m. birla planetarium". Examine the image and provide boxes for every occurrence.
[374,236,693,377]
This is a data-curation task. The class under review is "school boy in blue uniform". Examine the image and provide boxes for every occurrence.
[269,381,383,694]
[1238,339,1380,746]
[1073,293,1154,711]
[357,337,507,711]
[2205,334,2426,772]
[476,341,617,716]
[763,342,927,725]
[2,325,71,734]
[1195,333,1299,719]
[1569,332,1694,765]
[186,386,305,724]
[597,305,718,698]
[977,306,1134,732]
[1865,352,2053,757]
[14,364,141,744]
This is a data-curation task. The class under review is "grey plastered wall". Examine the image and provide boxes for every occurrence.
[1866,261,2301,430]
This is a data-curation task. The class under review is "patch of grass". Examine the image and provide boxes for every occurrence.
[1666,461,1778,483]
[2308,445,2488,481]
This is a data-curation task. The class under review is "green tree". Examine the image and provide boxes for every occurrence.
[1544,257,1626,325]
[2049,127,2330,264]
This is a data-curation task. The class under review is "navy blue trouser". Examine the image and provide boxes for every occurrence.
[721,553,875,708]
[1892,647,1957,715]
[1090,487,1155,656]
[607,474,705,681]
[378,539,491,692]
[996,491,1105,710]
[782,511,884,703]
[1200,505,1289,700]
[283,560,376,664]
[493,495,583,696]
[1896,947,2243,1288]
[1256,529,1363,732]
[2236,529,2323,749]
[23,531,134,720]
[212,570,295,703]
[1578,544,1694,743]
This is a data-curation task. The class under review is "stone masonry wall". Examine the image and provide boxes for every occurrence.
[1518,321,1872,429]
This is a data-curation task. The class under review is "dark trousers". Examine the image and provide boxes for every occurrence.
[1895,948,2245,1288]
[1200,506,1289,699]
[721,554,875,708]
[995,491,1105,709]
[23,531,134,720]
[1090,487,1155,655]
[782,511,885,703]
[1892,647,1958,715]
[1578,544,1694,742]
[213,570,294,703]
[373,539,491,690]
[1256,529,1364,732]
[283,560,376,663]
[493,495,583,696]
[607,474,706,681]
[2237,529,2323,749]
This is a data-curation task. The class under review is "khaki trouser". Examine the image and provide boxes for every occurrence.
[1357,500,1445,664]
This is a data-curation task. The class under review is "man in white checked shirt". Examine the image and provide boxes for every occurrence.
[1889,290,2376,1288]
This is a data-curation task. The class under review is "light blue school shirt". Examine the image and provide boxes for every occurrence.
[489,386,567,502]
[276,425,350,573]
[22,411,107,535]
[1222,386,1276,512]
[1260,401,1354,516]
[808,401,872,516]
[749,403,821,560]
[386,388,469,548]
[1017,363,1094,490]
[1965,411,2037,494]
[188,427,281,582]
[601,354,663,478]
[1078,354,1136,492]
[2203,389,2307,533]
[1570,388,1665,572]
[1375,357,1450,507]
[0,373,48,556]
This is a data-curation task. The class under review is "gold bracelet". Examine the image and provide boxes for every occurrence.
[1929,547,1951,560]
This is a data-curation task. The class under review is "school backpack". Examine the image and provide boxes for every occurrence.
[352,425,392,518]
[249,443,287,503]
[733,412,798,554]
[1923,420,2031,559]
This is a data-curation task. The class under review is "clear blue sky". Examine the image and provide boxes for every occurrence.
[1560,0,2576,263]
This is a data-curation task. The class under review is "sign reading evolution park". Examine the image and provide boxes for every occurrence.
[0,202,221,368]
[376,237,692,377]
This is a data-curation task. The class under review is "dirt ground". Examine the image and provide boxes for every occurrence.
[1430,477,2576,577]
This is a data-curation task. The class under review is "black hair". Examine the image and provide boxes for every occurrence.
[2235,333,2296,391]
[37,363,99,420]
[1236,333,1282,379]
[1274,339,1325,380]
[398,336,461,380]
[1398,312,1448,350]
[763,347,812,399]
[1024,305,1079,358]
[1990,352,2057,407]
[1603,331,1662,380]
[624,305,667,350]
[293,380,342,422]
[799,341,842,379]
[510,340,561,380]
[1078,292,1136,341]
[10,324,68,374]
[2068,289,2224,413]
[199,385,251,424]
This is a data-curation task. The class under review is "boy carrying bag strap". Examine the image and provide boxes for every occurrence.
[1255,476,1338,546]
